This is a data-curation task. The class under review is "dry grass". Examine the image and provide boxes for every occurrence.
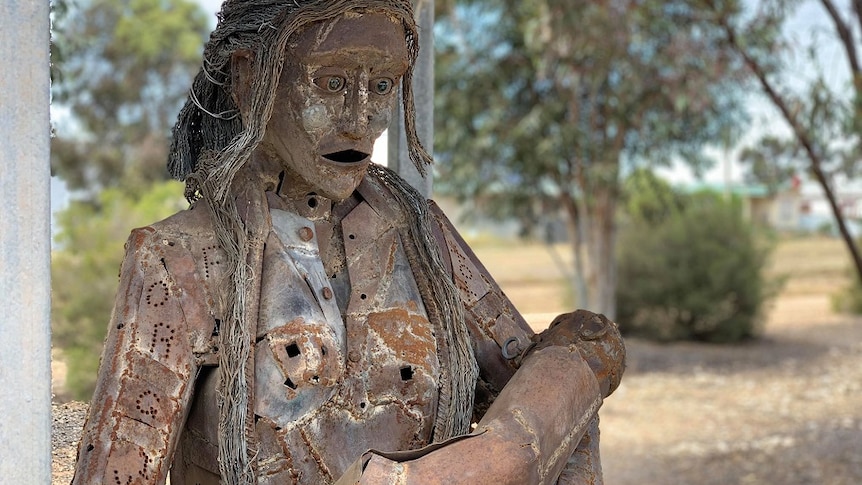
[468,234,856,322]
[766,235,851,295]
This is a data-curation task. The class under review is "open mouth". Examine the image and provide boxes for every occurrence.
[322,149,370,164]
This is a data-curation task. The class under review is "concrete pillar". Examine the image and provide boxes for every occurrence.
[0,1,53,482]
[390,0,434,198]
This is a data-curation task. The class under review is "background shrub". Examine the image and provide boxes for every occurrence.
[616,171,776,343]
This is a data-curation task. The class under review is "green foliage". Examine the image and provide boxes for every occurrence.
[434,0,748,211]
[705,0,862,283]
[50,0,210,196]
[621,168,687,226]
[616,178,775,343]
[52,181,186,400]
[755,29,862,181]
[738,136,800,191]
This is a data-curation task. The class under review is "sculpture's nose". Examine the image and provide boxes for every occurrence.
[340,72,370,140]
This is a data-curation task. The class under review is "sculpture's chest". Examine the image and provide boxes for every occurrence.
[251,206,440,483]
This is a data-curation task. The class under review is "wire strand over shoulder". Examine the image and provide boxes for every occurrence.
[368,164,478,441]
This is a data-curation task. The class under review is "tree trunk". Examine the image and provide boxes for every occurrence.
[560,192,589,308]
[583,184,619,321]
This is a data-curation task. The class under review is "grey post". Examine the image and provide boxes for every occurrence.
[0,1,53,482]
[390,0,434,198]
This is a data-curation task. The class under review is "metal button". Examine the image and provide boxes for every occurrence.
[298,226,314,242]
[322,287,333,300]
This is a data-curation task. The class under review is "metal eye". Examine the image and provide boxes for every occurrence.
[314,75,346,93]
[371,78,394,95]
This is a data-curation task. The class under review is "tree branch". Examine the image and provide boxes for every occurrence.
[714,4,862,283]
[853,0,862,42]
[820,0,861,76]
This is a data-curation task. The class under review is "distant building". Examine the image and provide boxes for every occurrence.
[797,177,862,236]
[681,175,862,236]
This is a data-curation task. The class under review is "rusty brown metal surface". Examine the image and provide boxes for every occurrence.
[524,310,626,399]
[71,207,223,484]
[334,345,607,485]
[73,176,626,484]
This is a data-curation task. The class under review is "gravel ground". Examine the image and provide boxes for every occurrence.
[52,401,88,485]
[601,294,862,485]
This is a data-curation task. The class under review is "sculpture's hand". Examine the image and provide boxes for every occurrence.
[522,309,625,398]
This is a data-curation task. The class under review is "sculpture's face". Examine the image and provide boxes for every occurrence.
[262,11,409,200]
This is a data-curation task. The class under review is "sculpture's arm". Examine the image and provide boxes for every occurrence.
[425,201,535,417]
[426,202,622,398]
[369,352,601,484]
[336,203,624,485]
[336,310,624,485]
[72,226,216,484]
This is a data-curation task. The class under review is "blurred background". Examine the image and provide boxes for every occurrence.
[49,0,862,483]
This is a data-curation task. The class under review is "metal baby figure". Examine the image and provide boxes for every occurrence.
[71,1,625,484]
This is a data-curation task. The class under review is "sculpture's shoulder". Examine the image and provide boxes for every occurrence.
[121,204,228,330]
[123,204,224,266]
[72,206,222,485]
[142,203,217,244]
[356,167,412,227]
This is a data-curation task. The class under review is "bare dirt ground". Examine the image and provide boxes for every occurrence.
[600,292,862,485]
[51,236,862,484]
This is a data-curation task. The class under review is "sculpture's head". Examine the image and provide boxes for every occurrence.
[169,0,429,200]
[251,10,409,199]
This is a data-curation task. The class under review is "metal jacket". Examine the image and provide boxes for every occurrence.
[72,172,613,484]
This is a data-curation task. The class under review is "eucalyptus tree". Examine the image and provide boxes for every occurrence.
[701,0,862,281]
[434,0,748,318]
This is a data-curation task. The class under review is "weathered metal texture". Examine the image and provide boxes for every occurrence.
[72,4,626,483]
[71,207,224,484]
[429,202,532,388]
[325,195,626,485]
[172,187,444,483]
[525,310,626,398]
[557,417,603,485]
